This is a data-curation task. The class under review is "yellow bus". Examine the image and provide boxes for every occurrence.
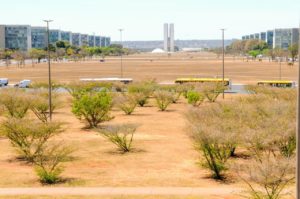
[175,78,231,87]
[257,80,296,88]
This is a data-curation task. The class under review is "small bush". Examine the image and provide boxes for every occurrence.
[97,124,137,152]
[34,144,73,184]
[30,89,62,123]
[0,89,31,118]
[154,90,173,111]
[114,94,137,115]
[237,155,295,199]
[187,91,205,106]
[128,81,156,107]
[186,106,237,179]
[157,85,183,103]
[72,90,113,128]
[66,81,112,99]
[201,82,226,102]
[1,119,63,162]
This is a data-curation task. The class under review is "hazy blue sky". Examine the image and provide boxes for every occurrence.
[0,0,299,41]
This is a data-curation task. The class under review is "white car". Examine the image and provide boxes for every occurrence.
[0,78,8,87]
[15,80,31,88]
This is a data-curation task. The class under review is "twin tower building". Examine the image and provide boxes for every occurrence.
[164,23,175,52]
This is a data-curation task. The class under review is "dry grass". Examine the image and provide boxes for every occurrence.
[0,52,298,84]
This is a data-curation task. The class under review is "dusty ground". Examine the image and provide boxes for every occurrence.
[0,52,296,198]
[0,52,298,84]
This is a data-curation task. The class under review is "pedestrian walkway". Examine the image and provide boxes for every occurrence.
[0,187,240,196]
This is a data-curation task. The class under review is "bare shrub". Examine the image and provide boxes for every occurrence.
[201,82,226,102]
[128,81,156,107]
[157,85,184,103]
[97,124,137,152]
[186,103,240,179]
[0,88,31,118]
[239,95,296,159]
[1,119,63,162]
[30,89,62,123]
[237,154,295,199]
[114,93,137,115]
[153,90,173,111]
[34,144,73,184]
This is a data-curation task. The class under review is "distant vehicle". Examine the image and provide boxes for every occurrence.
[175,77,232,88]
[257,80,296,88]
[14,80,31,88]
[80,78,133,84]
[100,59,105,62]
[0,78,9,87]
[40,59,47,63]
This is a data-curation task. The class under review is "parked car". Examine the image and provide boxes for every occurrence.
[14,80,31,88]
[0,78,9,87]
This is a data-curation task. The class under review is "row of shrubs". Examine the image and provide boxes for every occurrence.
[186,86,296,198]
[0,80,226,185]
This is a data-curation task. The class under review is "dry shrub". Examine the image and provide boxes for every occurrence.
[97,124,137,152]
[186,102,241,179]
[157,85,184,103]
[34,144,73,184]
[0,88,32,118]
[201,82,226,102]
[153,90,174,111]
[0,119,63,162]
[128,81,156,107]
[239,94,296,159]
[30,89,62,123]
[114,93,137,115]
[237,154,295,199]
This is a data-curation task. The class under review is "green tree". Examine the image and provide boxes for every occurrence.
[288,44,298,62]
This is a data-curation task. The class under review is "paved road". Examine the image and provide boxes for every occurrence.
[0,187,241,196]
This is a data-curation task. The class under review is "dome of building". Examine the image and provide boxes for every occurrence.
[151,48,165,53]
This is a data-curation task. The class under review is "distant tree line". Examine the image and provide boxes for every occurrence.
[0,41,136,68]
[211,39,299,62]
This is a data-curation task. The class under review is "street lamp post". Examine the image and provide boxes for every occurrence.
[221,29,225,99]
[118,29,124,78]
[44,20,53,121]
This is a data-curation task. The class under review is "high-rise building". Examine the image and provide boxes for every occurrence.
[61,31,72,44]
[0,25,31,51]
[273,28,299,49]
[31,27,47,49]
[88,35,95,47]
[71,33,81,46]
[259,32,266,42]
[95,36,101,47]
[49,29,61,44]
[163,23,175,52]
[266,30,274,48]
[101,37,106,47]
[80,34,89,46]
[0,24,111,50]
[105,37,111,46]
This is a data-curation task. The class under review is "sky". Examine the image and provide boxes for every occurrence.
[0,0,299,41]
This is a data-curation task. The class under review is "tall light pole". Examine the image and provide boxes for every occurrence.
[118,29,124,78]
[296,24,300,199]
[221,29,225,99]
[44,20,53,121]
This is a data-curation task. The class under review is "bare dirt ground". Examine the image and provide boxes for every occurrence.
[0,52,298,84]
[0,52,296,198]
